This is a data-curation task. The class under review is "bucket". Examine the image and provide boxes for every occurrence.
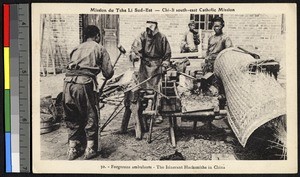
[40,113,59,134]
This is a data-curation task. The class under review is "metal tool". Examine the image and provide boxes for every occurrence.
[100,98,125,133]
[237,46,260,59]
[97,45,126,152]
[124,67,172,93]
[149,86,170,100]
[178,71,196,80]
[98,45,126,96]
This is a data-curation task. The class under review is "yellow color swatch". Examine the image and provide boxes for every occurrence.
[4,47,10,89]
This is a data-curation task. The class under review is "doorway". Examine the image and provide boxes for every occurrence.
[81,14,119,63]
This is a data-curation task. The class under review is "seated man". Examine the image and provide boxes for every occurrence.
[180,21,200,53]
[203,16,233,95]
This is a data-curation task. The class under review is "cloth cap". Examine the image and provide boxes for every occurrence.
[146,19,158,31]
[188,21,196,26]
[145,17,159,34]
[146,20,158,25]
[146,22,157,31]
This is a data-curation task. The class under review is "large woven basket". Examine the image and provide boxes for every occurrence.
[214,48,286,147]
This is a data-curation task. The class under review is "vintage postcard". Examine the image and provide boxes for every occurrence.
[31,3,297,174]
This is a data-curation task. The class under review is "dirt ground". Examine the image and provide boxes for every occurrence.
[40,59,285,161]
[41,104,280,161]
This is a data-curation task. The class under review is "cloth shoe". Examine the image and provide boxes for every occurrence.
[83,140,97,160]
[67,140,82,160]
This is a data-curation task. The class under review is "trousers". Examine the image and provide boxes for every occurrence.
[63,81,99,143]
[203,57,225,95]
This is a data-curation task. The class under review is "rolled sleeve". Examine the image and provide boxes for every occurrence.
[100,47,114,79]
[130,33,144,60]
[225,37,233,48]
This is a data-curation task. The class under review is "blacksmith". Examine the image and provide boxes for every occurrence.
[63,25,114,160]
[130,20,172,90]
[128,20,171,128]
[204,16,233,73]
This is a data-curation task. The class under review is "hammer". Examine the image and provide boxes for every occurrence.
[98,45,125,152]
[99,45,126,96]
[237,46,260,59]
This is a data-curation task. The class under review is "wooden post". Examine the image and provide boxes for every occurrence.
[131,103,142,140]
[147,115,154,143]
[40,14,46,77]
[169,117,176,147]
[193,121,197,131]
[120,106,131,133]
[49,40,56,75]
[46,43,49,76]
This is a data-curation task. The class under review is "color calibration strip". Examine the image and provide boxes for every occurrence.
[4,4,31,173]
[10,4,20,172]
[4,3,12,173]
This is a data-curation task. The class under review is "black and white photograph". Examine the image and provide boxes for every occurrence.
[31,3,297,174]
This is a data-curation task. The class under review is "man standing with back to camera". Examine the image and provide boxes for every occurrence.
[62,25,114,160]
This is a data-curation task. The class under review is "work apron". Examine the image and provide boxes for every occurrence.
[139,57,163,90]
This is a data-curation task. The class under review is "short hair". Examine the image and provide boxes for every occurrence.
[84,25,100,39]
[212,16,225,26]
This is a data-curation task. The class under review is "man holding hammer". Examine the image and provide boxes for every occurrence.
[62,25,114,160]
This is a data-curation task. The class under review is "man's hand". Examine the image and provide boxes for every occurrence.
[162,61,170,68]
[129,52,140,62]
[161,61,170,73]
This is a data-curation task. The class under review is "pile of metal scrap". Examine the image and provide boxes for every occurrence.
[100,70,136,106]
[214,47,286,147]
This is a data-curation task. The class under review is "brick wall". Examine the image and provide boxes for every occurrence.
[119,14,285,63]
[41,14,80,72]
[119,14,191,55]
[223,14,285,62]
[41,14,285,74]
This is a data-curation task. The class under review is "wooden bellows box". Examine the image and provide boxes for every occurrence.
[160,80,181,113]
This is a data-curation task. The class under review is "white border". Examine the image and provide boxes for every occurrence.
[31,3,297,174]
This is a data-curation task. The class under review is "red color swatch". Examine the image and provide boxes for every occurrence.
[3,4,10,47]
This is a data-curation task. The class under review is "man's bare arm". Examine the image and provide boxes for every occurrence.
[100,47,114,79]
